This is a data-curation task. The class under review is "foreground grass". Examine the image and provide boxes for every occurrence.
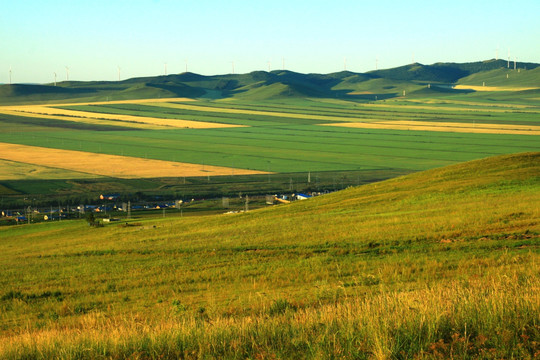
[2,276,537,359]
[0,152,538,359]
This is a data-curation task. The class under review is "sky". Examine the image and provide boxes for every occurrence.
[1,0,540,84]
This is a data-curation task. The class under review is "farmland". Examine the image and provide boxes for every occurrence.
[0,90,539,206]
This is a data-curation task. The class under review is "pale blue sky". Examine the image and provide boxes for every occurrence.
[2,0,539,83]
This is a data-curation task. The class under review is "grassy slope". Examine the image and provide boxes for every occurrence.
[0,152,538,359]
[457,67,540,87]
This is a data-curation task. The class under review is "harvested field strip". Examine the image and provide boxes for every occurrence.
[323,120,540,135]
[453,85,539,92]
[0,105,243,130]
[0,143,268,179]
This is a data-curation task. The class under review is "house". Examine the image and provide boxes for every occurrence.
[100,194,119,201]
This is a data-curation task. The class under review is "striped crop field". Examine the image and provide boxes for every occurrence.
[0,96,539,187]
[0,100,243,130]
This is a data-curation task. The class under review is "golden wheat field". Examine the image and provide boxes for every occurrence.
[0,143,268,179]
[453,84,539,92]
[0,105,243,130]
[323,120,540,135]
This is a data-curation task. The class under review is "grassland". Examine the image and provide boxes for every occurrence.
[0,152,538,359]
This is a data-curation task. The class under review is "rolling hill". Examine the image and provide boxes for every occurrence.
[1,59,539,104]
[0,152,538,358]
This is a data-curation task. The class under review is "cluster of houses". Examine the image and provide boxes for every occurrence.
[2,191,327,225]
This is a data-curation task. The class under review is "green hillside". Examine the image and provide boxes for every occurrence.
[457,67,540,87]
[2,59,539,104]
[0,152,538,359]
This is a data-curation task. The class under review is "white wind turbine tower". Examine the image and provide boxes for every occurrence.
[185,59,188,73]
[282,57,285,70]
[118,66,121,81]
[164,62,167,75]
[344,57,347,71]
[65,66,69,81]
[267,61,271,72]
[53,72,57,86]
[9,66,12,85]
[376,57,379,70]
[507,49,510,68]
[231,61,235,74]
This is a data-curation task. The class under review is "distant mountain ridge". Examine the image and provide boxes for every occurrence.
[1,59,539,104]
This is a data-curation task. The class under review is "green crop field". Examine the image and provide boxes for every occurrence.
[0,152,538,358]
[0,95,539,203]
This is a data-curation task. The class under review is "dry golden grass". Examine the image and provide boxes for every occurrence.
[0,101,243,130]
[453,84,539,92]
[0,143,268,179]
[323,120,540,135]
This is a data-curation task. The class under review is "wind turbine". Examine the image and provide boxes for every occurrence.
[507,49,510,68]
[65,66,69,81]
[267,61,271,72]
[9,66,12,85]
[164,62,167,76]
[375,57,379,70]
[282,57,285,70]
[118,66,121,81]
[185,59,188,73]
[53,72,57,86]
[231,61,235,74]
[344,57,347,71]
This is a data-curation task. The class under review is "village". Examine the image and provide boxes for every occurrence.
[0,191,323,226]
